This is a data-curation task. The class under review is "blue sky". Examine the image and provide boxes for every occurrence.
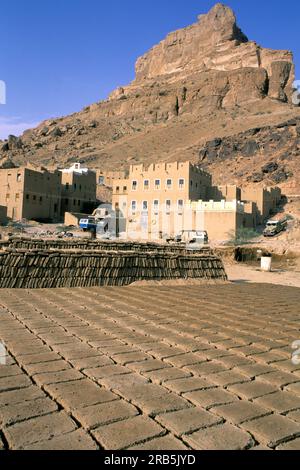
[0,0,300,139]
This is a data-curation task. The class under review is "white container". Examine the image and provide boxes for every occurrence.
[261,256,272,272]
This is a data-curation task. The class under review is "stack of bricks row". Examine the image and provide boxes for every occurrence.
[0,238,213,254]
[0,241,227,289]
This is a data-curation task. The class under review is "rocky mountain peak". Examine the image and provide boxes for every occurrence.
[134,3,293,103]
[197,3,248,44]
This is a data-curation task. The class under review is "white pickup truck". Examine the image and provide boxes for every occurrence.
[263,218,287,237]
[175,230,209,245]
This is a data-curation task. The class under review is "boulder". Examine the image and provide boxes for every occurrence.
[1,142,9,152]
[8,135,23,149]
[241,140,259,157]
[50,127,63,138]
[0,157,17,169]
[248,172,264,183]
[262,162,279,174]
[272,170,289,183]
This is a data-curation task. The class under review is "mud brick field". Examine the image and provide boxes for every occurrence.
[0,284,300,450]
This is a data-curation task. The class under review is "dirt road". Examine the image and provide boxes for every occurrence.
[226,263,300,288]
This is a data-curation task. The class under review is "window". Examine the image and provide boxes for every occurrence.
[78,200,80,206]
[66,183,69,190]
[73,199,76,206]
[142,201,148,211]
[131,201,137,212]
[98,176,105,185]
[79,185,82,191]
[144,180,149,190]
[116,186,120,194]
[17,173,22,182]
[179,178,185,189]
[74,183,77,190]
[190,181,193,187]
[39,196,43,203]
[178,200,184,212]
[155,179,160,190]
[166,179,172,190]
[166,200,171,213]
[132,181,137,191]
[26,194,29,200]
[15,193,20,201]
[123,186,127,192]
[33,195,36,201]
[54,203,58,213]
[153,200,159,213]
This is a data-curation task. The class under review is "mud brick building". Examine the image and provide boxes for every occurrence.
[95,170,128,188]
[0,165,61,222]
[112,161,282,242]
[0,163,97,223]
[60,163,97,217]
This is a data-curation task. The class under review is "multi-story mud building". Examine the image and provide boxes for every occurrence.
[0,165,62,222]
[0,163,97,223]
[60,163,97,216]
[112,161,282,241]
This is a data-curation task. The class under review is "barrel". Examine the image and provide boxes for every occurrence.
[261,256,272,272]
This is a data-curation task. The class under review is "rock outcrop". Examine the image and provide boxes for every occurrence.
[199,117,300,191]
[134,3,294,103]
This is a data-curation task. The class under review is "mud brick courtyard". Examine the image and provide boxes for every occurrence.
[0,283,300,450]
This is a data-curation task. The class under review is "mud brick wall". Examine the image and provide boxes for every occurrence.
[0,248,227,289]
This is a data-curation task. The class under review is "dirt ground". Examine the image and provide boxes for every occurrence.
[226,263,300,288]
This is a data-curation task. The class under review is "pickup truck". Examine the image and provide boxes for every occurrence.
[175,230,209,245]
[263,218,287,237]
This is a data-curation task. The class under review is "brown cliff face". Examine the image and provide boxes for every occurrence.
[135,4,248,81]
[0,3,299,193]
[134,3,294,103]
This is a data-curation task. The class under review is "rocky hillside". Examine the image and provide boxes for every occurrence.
[1,3,300,194]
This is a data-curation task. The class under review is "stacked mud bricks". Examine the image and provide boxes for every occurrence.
[0,238,227,288]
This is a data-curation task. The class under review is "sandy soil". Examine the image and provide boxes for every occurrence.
[226,263,300,288]
[130,279,228,287]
